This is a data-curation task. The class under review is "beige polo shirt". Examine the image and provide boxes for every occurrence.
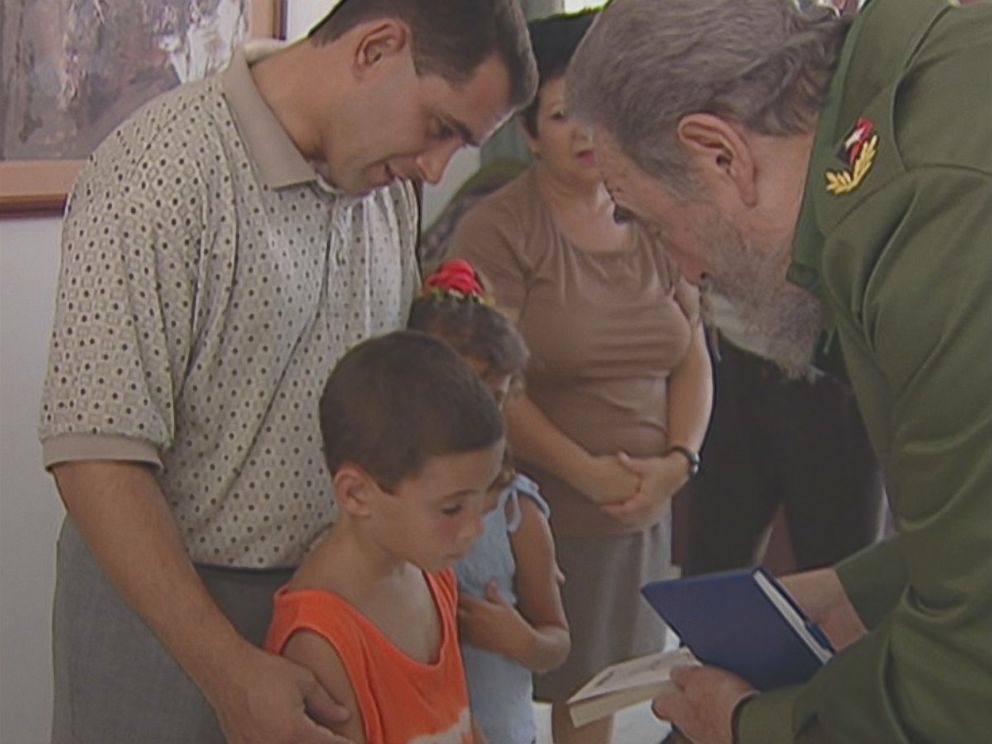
[39,43,420,567]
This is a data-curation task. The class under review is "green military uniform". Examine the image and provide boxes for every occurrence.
[739,0,992,741]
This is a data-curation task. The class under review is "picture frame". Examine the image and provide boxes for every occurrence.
[0,0,281,218]
[281,0,338,41]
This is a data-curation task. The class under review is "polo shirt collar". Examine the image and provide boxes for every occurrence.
[221,41,321,190]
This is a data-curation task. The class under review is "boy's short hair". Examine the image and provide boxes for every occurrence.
[309,0,538,110]
[520,10,598,137]
[319,331,505,491]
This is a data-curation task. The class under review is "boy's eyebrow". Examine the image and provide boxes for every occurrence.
[437,487,484,502]
[440,488,475,499]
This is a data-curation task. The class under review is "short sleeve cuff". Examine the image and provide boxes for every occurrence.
[42,433,162,471]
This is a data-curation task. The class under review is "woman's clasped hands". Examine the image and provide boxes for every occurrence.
[586,450,689,529]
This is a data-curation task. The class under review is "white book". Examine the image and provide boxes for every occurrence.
[566,647,699,727]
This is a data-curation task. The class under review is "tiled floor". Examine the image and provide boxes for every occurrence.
[534,700,671,743]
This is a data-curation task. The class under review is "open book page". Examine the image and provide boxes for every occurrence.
[753,570,833,662]
[567,647,698,727]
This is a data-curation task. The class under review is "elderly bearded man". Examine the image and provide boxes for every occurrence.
[568,0,991,742]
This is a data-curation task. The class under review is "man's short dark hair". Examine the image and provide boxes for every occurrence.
[319,331,505,491]
[520,10,598,137]
[310,0,538,109]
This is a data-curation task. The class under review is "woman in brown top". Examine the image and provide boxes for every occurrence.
[447,11,712,744]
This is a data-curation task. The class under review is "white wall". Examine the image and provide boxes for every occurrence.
[0,216,65,744]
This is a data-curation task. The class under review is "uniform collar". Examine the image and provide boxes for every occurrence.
[787,7,864,293]
[788,0,949,293]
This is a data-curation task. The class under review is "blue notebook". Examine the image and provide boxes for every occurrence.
[641,567,835,690]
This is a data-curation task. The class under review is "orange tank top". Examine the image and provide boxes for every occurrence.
[266,569,473,744]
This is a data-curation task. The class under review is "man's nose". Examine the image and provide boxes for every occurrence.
[416,140,463,185]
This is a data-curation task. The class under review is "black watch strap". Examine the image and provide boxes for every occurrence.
[666,445,700,476]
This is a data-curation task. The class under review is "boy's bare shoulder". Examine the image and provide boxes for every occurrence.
[283,630,367,743]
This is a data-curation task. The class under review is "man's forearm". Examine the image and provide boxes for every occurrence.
[52,460,249,704]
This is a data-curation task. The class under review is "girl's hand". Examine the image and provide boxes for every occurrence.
[457,581,532,660]
[599,452,687,528]
[572,453,641,504]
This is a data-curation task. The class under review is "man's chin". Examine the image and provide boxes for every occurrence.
[705,287,821,381]
[323,170,390,197]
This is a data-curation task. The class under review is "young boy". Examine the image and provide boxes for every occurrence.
[265,331,505,743]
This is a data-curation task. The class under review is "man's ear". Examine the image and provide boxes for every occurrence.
[332,464,379,518]
[676,113,758,207]
[352,20,410,78]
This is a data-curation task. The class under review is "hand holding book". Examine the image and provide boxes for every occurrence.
[567,567,835,727]
[653,665,757,744]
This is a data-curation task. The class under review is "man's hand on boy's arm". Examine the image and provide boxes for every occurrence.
[282,631,367,744]
[210,644,354,744]
[52,460,352,744]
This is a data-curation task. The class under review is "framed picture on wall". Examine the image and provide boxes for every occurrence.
[282,0,337,41]
[0,0,280,217]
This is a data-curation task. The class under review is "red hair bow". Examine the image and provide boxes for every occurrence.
[423,259,487,298]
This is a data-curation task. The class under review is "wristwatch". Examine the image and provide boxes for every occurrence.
[666,445,700,477]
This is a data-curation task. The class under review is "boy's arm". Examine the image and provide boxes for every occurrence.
[283,631,367,744]
[507,497,571,672]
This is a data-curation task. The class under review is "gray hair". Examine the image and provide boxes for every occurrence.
[567,0,850,192]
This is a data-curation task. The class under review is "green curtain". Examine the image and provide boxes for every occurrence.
[480,0,564,166]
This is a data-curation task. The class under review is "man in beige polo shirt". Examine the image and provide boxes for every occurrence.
[39,2,536,742]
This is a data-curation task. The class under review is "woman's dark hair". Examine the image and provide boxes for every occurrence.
[309,0,538,109]
[319,331,504,491]
[520,9,599,137]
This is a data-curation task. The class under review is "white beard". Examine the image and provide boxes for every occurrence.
[697,211,822,380]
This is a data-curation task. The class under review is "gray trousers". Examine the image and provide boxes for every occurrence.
[51,517,294,744]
